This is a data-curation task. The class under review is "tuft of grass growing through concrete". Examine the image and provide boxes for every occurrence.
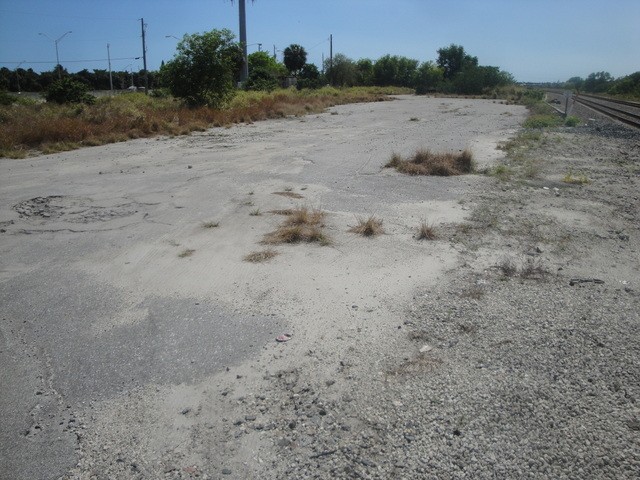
[262,207,331,245]
[563,171,590,184]
[202,221,220,228]
[386,149,474,176]
[349,215,384,237]
[249,208,262,216]
[243,249,279,263]
[491,164,513,181]
[178,248,195,258]
[497,256,547,279]
[417,220,437,240]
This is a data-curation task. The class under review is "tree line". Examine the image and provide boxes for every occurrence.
[1,29,514,106]
[564,71,640,97]
[0,65,159,93]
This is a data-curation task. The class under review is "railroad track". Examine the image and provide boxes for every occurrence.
[573,94,640,129]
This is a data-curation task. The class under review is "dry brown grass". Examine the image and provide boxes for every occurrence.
[349,215,384,237]
[243,249,279,263]
[386,149,474,176]
[417,220,437,240]
[262,207,330,246]
[1,87,405,158]
[202,221,219,228]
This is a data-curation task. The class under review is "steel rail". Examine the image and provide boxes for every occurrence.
[576,93,640,109]
[574,95,640,129]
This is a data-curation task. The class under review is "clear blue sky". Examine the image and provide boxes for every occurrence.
[0,0,638,82]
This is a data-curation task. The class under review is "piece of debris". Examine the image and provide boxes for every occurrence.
[276,333,292,342]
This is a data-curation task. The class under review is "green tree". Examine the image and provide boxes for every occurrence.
[565,76,584,92]
[325,53,357,87]
[356,59,374,86]
[608,72,640,97]
[373,55,397,86]
[372,55,418,87]
[160,29,242,107]
[283,44,307,76]
[245,51,286,91]
[297,63,322,89]
[436,44,478,80]
[414,61,444,94]
[583,71,613,93]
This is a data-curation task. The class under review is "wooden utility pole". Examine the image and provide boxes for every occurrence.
[141,18,149,94]
[107,43,113,93]
[239,0,248,82]
[329,34,333,85]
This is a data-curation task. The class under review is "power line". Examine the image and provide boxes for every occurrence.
[0,8,135,21]
[0,57,141,65]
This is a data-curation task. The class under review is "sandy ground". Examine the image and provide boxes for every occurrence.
[0,96,527,479]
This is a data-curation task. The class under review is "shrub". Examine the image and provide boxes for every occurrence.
[0,90,16,105]
[45,78,95,104]
[564,115,581,127]
[160,29,242,107]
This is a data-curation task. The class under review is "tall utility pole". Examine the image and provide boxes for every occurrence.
[39,31,72,79]
[239,0,248,82]
[273,45,277,60]
[329,34,333,86]
[107,44,113,93]
[141,18,149,94]
[15,61,25,92]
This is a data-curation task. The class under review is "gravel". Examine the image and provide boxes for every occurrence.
[249,120,640,479]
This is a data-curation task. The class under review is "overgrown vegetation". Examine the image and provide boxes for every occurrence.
[0,87,402,158]
[563,71,640,100]
[386,149,474,176]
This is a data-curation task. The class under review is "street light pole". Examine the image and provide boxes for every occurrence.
[39,31,72,79]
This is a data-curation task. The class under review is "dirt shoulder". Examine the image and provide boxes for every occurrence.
[252,122,640,479]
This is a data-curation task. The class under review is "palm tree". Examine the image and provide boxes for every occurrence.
[230,0,255,83]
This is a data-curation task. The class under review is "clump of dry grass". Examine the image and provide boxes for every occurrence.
[243,249,279,263]
[202,221,219,228]
[417,220,437,240]
[497,256,547,279]
[178,248,195,258]
[349,215,384,237]
[386,149,474,176]
[262,207,330,245]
